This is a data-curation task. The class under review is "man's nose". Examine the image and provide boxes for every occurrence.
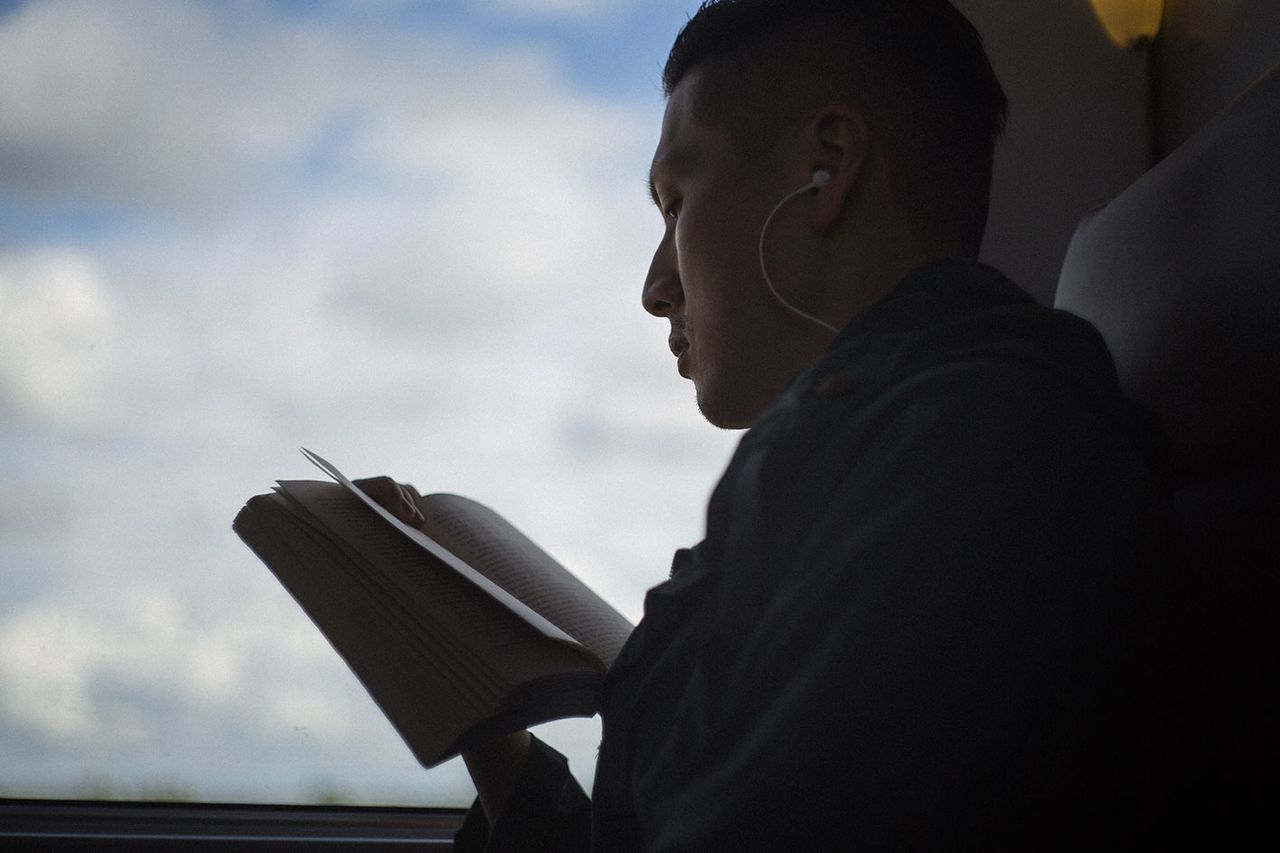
[642,233,682,318]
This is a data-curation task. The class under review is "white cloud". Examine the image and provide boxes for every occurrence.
[0,583,465,801]
[0,0,661,218]
[1,1,245,212]
[0,0,738,803]
[0,591,198,740]
[0,0,668,433]
[0,249,159,428]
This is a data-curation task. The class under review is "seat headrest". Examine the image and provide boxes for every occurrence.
[1055,64,1280,480]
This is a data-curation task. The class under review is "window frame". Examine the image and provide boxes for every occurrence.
[0,798,466,851]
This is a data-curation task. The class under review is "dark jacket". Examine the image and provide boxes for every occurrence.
[459,259,1176,852]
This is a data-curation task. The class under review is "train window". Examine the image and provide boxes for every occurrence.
[0,0,734,813]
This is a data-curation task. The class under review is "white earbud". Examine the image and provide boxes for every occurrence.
[758,169,841,334]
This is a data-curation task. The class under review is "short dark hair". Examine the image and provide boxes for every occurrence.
[663,0,1008,254]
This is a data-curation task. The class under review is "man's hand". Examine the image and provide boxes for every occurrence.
[463,730,534,822]
[352,476,426,527]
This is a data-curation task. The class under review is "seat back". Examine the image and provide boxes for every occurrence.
[1055,63,1279,838]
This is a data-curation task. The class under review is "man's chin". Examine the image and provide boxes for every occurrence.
[694,383,761,431]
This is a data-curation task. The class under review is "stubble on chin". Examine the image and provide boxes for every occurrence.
[692,372,760,431]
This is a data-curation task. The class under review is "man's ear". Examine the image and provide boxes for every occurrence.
[804,106,870,233]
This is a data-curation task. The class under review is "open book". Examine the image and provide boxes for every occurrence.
[233,449,633,767]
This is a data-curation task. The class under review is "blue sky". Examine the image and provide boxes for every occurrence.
[0,0,696,242]
[0,0,738,806]
[291,0,693,94]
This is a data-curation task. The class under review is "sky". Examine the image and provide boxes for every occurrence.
[0,0,741,806]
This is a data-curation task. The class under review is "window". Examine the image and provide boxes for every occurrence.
[0,0,733,815]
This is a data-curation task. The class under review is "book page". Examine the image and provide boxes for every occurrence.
[417,493,633,667]
[299,448,579,650]
[277,480,597,677]
[299,448,633,666]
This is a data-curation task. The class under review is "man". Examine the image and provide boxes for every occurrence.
[372,1,1175,849]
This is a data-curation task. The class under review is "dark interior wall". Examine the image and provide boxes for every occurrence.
[1156,0,1280,156]
[954,0,1150,304]
[897,2,1279,304]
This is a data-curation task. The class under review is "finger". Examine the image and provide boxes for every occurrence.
[353,476,397,506]
[353,476,423,525]
[396,484,426,526]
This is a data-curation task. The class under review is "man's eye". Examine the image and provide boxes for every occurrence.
[664,199,682,220]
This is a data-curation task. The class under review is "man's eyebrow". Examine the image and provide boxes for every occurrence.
[647,145,688,210]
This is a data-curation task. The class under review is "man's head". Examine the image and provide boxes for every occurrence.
[644,0,1006,428]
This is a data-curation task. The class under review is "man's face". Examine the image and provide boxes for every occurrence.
[644,69,810,429]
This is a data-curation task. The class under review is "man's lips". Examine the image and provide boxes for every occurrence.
[669,333,690,378]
